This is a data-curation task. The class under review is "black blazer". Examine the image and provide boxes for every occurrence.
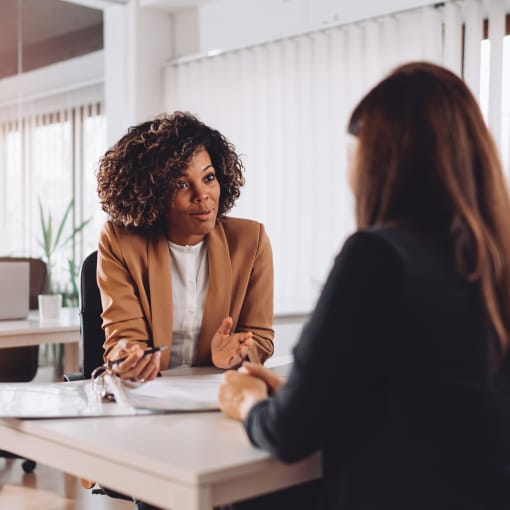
[245,227,510,510]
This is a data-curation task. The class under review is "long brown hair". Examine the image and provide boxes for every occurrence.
[348,61,510,358]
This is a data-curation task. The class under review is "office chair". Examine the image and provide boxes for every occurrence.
[65,250,105,381]
[80,250,106,379]
[0,256,49,473]
[64,251,136,502]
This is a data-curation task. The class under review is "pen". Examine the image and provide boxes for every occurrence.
[107,345,168,367]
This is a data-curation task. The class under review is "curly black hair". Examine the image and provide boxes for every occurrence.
[96,111,245,232]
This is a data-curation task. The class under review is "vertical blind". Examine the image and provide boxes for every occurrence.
[165,0,509,314]
[0,84,107,296]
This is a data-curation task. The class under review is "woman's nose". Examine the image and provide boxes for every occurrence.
[192,186,207,202]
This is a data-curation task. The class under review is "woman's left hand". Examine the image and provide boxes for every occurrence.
[219,370,268,420]
[211,316,254,369]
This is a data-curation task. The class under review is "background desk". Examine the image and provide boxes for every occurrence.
[0,307,80,374]
[0,409,321,510]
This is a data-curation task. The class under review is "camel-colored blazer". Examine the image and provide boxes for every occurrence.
[97,217,274,368]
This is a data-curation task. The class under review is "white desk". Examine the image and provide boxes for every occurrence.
[0,307,81,374]
[0,409,321,509]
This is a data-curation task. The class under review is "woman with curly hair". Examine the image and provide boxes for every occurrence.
[96,111,274,382]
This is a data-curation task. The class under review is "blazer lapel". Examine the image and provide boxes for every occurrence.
[196,222,232,365]
[148,234,173,369]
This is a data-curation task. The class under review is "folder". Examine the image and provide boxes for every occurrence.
[0,358,293,419]
[0,367,224,418]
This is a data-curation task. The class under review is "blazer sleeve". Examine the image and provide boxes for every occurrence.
[243,231,406,462]
[97,223,151,360]
[237,223,275,363]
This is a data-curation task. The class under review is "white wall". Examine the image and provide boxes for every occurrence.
[104,2,173,144]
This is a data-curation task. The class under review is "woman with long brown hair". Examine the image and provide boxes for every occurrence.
[219,62,510,509]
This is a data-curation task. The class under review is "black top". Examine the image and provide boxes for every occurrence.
[245,227,510,510]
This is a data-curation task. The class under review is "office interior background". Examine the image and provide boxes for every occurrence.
[0,0,509,317]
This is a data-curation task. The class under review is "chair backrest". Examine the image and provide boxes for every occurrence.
[0,257,49,382]
[79,250,106,379]
[0,256,49,310]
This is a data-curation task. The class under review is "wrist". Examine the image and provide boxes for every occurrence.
[239,392,267,420]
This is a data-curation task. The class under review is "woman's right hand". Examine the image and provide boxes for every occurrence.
[106,339,161,381]
[239,361,285,394]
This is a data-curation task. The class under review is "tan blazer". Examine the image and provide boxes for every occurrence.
[97,217,274,368]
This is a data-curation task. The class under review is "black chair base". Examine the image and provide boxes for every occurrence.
[0,450,37,473]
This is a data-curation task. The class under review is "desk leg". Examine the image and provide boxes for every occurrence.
[63,343,80,374]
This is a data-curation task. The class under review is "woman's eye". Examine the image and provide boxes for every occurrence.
[176,181,189,189]
[205,173,216,183]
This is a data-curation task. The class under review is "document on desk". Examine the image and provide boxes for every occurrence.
[125,372,223,411]
[0,378,145,418]
[0,370,223,418]
[0,363,291,418]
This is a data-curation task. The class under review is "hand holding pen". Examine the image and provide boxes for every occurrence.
[107,340,167,382]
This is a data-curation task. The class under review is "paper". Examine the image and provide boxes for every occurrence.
[0,378,145,418]
[0,363,293,418]
[0,371,223,417]
[125,373,223,411]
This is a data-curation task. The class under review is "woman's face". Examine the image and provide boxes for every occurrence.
[166,149,221,245]
[347,135,359,195]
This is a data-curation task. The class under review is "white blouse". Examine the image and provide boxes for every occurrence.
[167,240,209,368]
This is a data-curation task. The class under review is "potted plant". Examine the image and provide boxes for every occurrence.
[38,198,91,376]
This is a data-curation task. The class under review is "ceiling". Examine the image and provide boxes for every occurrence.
[140,0,216,10]
[1,0,508,77]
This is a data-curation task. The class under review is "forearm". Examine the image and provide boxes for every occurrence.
[98,225,151,361]
[243,396,319,463]
[238,224,275,364]
[248,331,274,364]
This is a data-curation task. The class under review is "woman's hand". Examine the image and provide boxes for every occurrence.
[239,361,285,393]
[211,317,254,369]
[107,339,161,381]
[219,370,268,420]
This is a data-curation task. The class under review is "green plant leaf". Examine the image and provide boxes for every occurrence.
[67,257,79,305]
[52,199,74,253]
[38,199,52,264]
[37,197,92,297]
[60,217,92,247]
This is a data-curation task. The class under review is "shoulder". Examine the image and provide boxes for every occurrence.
[337,227,408,278]
[100,221,151,243]
[219,217,264,236]
[345,226,449,269]
[218,217,269,244]
[99,221,159,257]
[343,227,405,258]
[215,217,271,258]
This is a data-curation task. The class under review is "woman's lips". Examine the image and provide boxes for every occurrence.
[189,209,214,221]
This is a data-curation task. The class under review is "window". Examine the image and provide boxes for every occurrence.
[480,14,510,174]
[0,0,106,301]
[0,97,107,299]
